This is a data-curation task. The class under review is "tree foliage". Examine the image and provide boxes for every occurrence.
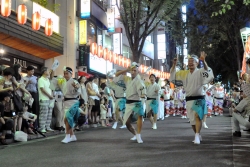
[169,0,250,84]
[31,0,60,13]
[117,0,187,62]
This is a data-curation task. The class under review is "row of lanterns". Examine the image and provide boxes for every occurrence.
[90,43,170,79]
[0,0,53,36]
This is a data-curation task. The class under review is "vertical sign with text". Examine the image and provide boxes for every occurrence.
[81,0,91,19]
[79,20,87,45]
[107,7,115,33]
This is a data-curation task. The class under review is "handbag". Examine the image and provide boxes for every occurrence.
[13,92,23,112]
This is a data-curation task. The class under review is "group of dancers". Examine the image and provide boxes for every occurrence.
[57,51,216,145]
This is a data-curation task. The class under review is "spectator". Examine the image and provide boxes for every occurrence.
[0,92,15,145]
[24,66,39,116]
[100,97,108,127]
[22,103,38,135]
[232,93,250,137]
[78,76,88,124]
[0,67,23,132]
[38,67,54,133]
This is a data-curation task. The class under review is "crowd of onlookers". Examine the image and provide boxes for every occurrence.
[0,64,117,145]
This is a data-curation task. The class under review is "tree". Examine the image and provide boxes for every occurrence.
[31,0,60,13]
[117,0,187,62]
[169,0,250,84]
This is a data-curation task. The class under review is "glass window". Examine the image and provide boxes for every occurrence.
[157,34,165,43]
[157,43,166,51]
[158,51,166,59]
[87,22,96,44]
[104,35,112,50]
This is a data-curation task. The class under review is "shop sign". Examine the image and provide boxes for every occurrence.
[113,33,122,54]
[79,20,87,45]
[107,7,115,33]
[81,0,91,19]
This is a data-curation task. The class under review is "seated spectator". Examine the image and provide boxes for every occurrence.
[0,92,14,145]
[75,99,88,131]
[22,104,38,135]
[232,93,250,137]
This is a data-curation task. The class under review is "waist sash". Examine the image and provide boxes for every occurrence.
[186,96,204,102]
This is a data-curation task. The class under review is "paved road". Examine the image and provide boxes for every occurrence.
[0,113,249,167]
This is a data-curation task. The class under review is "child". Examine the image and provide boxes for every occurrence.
[22,103,38,135]
[100,98,108,127]
[75,99,88,130]
[104,97,111,126]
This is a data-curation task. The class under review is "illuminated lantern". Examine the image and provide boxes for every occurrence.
[1,0,11,17]
[140,65,144,73]
[32,12,41,30]
[127,59,131,67]
[117,55,122,66]
[97,45,103,58]
[90,43,98,55]
[17,4,27,25]
[123,57,127,67]
[103,48,108,60]
[108,51,113,62]
[167,73,170,79]
[122,57,126,67]
[45,18,53,36]
[112,53,118,64]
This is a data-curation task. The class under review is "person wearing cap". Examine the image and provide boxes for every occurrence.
[213,82,224,116]
[115,62,146,144]
[145,74,160,129]
[106,71,127,129]
[170,52,214,144]
[163,82,173,118]
[38,67,54,133]
[58,67,81,143]
[24,66,39,116]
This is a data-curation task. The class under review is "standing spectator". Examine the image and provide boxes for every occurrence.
[38,67,54,133]
[24,66,38,115]
[78,76,88,124]
[50,75,65,131]
[100,83,115,121]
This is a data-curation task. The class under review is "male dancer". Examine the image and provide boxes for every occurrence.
[107,71,127,129]
[213,82,224,116]
[146,74,160,129]
[58,67,81,143]
[115,62,146,143]
[170,52,214,144]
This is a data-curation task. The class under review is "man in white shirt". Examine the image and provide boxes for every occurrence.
[115,62,146,144]
[38,67,54,133]
[146,74,160,129]
[170,52,214,144]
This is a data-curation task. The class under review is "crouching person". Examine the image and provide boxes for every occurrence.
[22,104,38,135]
[232,94,250,137]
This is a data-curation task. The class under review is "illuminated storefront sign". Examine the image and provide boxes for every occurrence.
[113,33,122,54]
[107,7,115,33]
[81,0,91,19]
[79,20,87,45]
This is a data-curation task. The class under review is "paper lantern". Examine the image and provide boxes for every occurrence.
[113,53,118,64]
[103,48,108,60]
[1,0,11,17]
[97,45,103,58]
[32,12,41,30]
[123,57,127,67]
[17,4,27,25]
[140,65,144,73]
[90,43,98,55]
[121,57,126,67]
[118,55,123,66]
[45,18,53,36]
[127,59,131,67]
[108,51,113,62]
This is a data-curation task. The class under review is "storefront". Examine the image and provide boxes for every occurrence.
[0,1,63,76]
[0,46,44,76]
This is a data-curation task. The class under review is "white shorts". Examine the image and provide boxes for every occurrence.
[214,99,223,108]
[165,101,171,109]
[186,100,196,125]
